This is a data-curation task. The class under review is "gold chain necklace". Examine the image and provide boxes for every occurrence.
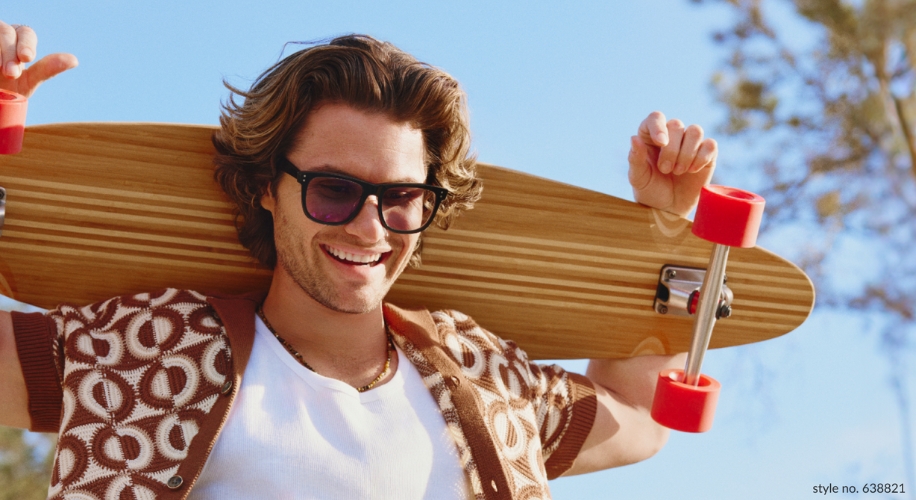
[256,305,394,393]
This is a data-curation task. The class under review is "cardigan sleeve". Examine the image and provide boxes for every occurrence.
[428,309,599,480]
[11,297,118,433]
[461,330,598,479]
[11,311,64,432]
[530,364,597,478]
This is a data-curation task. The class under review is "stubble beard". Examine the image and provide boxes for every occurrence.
[277,245,385,315]
[273,218,408,315]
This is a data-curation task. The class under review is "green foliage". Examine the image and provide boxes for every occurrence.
[0,428,55,500]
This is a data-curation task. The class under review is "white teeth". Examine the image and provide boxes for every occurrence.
[326,246,382,264]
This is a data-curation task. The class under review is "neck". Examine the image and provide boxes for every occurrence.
[260,270,392,384]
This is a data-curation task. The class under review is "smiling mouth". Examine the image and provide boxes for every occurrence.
[323,245,386,266]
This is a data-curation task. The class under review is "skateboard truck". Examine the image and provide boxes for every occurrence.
[654,265,733,318]
[651,185,765,433]
[0,90,28,155]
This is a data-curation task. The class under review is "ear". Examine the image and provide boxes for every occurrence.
[260,183,277,214]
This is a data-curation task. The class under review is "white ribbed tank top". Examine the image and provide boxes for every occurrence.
[189,316,470,499]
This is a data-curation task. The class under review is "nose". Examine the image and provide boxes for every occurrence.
[344,195,387,242]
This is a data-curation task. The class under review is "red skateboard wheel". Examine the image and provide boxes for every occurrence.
[692,185,765,248]
[651,369,721,433]
[0,90,28,155]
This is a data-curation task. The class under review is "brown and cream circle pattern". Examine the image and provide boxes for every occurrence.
[45,289,233,498]
[427,310,582,500]
[49,434,89,492]
[91,426,155,471]
[77,368,136,422]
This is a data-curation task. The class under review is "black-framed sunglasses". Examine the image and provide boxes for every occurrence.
[276,157,449,234]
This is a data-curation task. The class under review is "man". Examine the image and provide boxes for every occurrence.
[0,24,717,499]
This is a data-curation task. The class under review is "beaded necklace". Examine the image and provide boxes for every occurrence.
[256,305,394,393]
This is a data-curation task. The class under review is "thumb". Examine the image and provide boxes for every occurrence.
[18,52,78,97]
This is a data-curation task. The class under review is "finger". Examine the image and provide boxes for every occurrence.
[0,22,21,79]
[686,138,717,174]
[673,124,704,175]
[637,111,669,147]
[670,164,715,216]
[15,25,37,63]
[628,136,653,192]
[657,119,685,175]
[631,132,661,170]
[17,53,78,97]
[629,135,674,209]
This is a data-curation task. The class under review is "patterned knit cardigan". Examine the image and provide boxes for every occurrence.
[12,288,597,500]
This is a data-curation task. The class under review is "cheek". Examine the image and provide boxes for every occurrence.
[406,234,420,252]
[273,199,316,250]
[264,178,303,215]
[395,235,421,263]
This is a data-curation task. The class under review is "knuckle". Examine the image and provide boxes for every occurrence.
[18,26,36,40]
[685,124,704,139]
[666,119,685,131]
[699,138,718,155]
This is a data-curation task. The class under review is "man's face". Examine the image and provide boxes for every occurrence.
[262,103,426,314]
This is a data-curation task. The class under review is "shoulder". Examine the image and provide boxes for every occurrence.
[429,309,518,353]
[383,303,514,354]
[47,288,212,314]
[44,288,222,340]
[426,309,548,385]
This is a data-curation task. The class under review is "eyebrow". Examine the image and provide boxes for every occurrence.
[287,159,427,184]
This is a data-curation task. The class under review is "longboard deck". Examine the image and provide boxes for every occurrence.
[0,123,814,359]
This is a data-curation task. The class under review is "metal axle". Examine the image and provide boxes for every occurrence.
[683,243,730,386]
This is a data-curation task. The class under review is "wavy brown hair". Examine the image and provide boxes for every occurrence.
[213,34,481,269]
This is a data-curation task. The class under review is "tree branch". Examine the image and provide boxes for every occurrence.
[892,95,916,179]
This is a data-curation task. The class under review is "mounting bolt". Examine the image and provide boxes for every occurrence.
[665,269,677,281]
[716,304,732,319]
[659,305,669,315]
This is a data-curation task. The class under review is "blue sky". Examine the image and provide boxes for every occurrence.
[5,1,913,498]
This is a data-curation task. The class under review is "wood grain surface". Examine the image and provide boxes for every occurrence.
[0,123,814,359]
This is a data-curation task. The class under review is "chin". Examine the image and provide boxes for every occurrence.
[304,282,389,315]
[319,297,381,315]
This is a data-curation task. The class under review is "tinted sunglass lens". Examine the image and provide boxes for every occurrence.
[305,177,363,223]
[381,187,436,232]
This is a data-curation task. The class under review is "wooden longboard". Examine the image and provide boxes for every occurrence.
[0,123,814,359]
